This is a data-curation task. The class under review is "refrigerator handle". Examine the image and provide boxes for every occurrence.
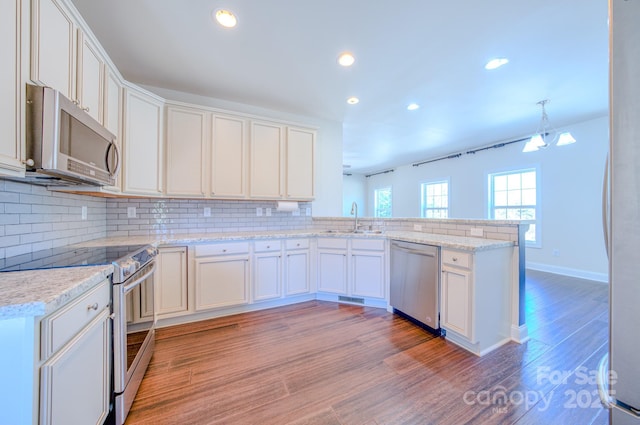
[602,154,610,260]
[597,353,614,408]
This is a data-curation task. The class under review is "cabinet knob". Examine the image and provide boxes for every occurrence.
[222,249,227,253]
[87,303,99,311]
[267,245,270,249]
[83,106,90,112]
[296,243,300,247]
[452,257,458,262]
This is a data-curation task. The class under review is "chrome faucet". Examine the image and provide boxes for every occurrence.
[350,201,358,232]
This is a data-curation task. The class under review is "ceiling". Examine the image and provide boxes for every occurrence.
[70,0,609,174]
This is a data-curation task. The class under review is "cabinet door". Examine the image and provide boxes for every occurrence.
[195,256,249,310]
[76,31,103,123]
[317,250,348,294]
[31,0,76,100]
[123,87,164,195]
[441,267,473,341]
[165,106,207,196]
[285,250,310,295]
[254,252,281,301]
[0,0,25,175]
[156,247,188,316]
[286,127,315,199]
[250,121,282,198]
[40,310,110,425]
[351,251,385,299]
[211,115,247,198]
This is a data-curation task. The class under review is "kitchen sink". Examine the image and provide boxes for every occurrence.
[321,229,384,235]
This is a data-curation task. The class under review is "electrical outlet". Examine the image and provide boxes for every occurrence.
[413,224,422,231]
[292,209,300,216]
[127,207,136,218]
[256,207,263,217]
[266,208,272,217]
[470,228,484,237]
[552,249,560,257]
[305,207,311,216]
[203,207,211,217]
[81,206,87,220]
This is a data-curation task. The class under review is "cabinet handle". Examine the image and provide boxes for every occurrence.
[296,243,300,247]
[222,249,227,252]
[87,303,99,311]
[452,257,458,262]
[267,245,271,249]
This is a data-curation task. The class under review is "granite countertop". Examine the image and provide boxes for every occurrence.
[77,229,514,251]
[0,265,113,320]
[384,231,515,251]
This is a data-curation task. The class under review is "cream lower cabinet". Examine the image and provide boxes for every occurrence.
[156,246,188,317]
[194,242,250,311]
[253,240,282,301]
[284,239,311,295]
[317,238,386,301]
[316,238,349,294]
[39,278,111,425]
[350,239,386,299]
[440,247,512,356]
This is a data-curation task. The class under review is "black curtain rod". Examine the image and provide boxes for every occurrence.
[411,134,545,168]
[365,169,394,178]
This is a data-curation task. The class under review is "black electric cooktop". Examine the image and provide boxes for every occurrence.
[0,245,147,272]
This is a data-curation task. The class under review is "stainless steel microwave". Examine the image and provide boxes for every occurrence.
[25,84,119,186]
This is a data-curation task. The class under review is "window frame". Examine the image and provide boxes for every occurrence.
[420,179,450,218]
[487,166,541,247]
[374,186,392,218]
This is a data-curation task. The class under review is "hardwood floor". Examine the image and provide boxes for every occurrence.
[125,270,609,425]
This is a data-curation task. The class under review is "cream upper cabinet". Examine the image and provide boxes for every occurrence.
[31,0,76,100]
[250,121,283,198]
[165,105,207,197]
[211,115,247,198]
[76,30,103,123]
[0,0,27,176]
[31,0,105,122]
[122,85,164,195]
[286,127,315,200]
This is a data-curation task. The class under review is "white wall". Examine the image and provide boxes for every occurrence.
[342,174,367,217]
[362,116,609,281]
[142,85,343,217]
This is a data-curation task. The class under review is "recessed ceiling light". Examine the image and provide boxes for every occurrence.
[407,103,420,111]
[485,58,509,70]
[338,52,355,67]
[214,9,237,28]
[347,97,359,105]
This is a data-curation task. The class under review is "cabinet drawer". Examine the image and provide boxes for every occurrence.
[41,278,110,360]
[286,239,309,250]
[317,238,348,250]
[195,242,250,257]
[442,249,472,269]
[254,240,282,252]
[351,238,385,251]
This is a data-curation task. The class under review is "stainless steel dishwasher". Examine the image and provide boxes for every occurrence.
[390,240,441,335]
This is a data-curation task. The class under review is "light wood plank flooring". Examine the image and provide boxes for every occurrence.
[125,270,609,425]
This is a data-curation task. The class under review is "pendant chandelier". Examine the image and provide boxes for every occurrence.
[522,100,576,153]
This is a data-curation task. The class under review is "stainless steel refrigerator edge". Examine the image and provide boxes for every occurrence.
[597,0,640,423]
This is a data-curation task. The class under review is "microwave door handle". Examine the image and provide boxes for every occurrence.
[106,141,121,178]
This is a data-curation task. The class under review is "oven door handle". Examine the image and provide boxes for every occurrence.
[122,262,157,293]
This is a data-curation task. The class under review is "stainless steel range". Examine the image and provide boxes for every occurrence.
[0,243,158,425]
[111,245,158,425]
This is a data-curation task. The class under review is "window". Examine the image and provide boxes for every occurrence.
[421,180,449,218]
[489,168,538,244]
[374,187,392,217]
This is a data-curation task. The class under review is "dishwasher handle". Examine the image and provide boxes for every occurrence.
[391,242,438,258]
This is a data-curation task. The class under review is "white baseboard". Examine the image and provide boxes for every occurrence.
[511,324,529,344]
[526,261,608,283]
